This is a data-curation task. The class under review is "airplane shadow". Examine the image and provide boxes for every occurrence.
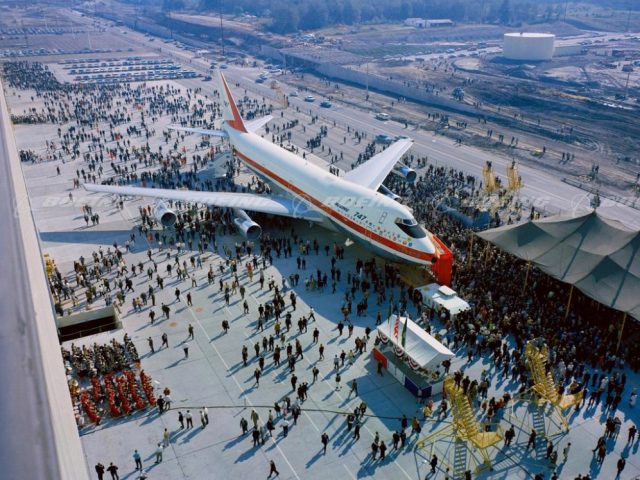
[40,229,134,245]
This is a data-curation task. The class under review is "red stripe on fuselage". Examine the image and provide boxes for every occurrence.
[233,149,435,263]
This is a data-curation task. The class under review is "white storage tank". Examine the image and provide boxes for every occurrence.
[503,32,555,61]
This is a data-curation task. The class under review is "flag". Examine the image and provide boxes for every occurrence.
[401,316,408,348]
[393,314,400,339]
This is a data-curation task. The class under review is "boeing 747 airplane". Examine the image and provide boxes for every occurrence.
[85,72,440,266]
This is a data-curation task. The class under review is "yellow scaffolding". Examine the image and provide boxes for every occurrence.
[524,342,583,432]
[482,161,498,194]
[506,160,524,192]
[416,377,503,475]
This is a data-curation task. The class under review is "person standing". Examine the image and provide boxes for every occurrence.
[267,460,280,478]
[392,431,400,450]
[504,425,515,447]
[349,379,358,397]
[186,410,193,428]
[321,432,329,454]
[163,428,170,447]
[183,341,190,359]
[371,441,379,460]
[430,454,438,473]
[597,444,606,464]
[526,429,537,449]
[187,323,194,339]
[95,462,105,480]
[353,421,361,441]
[155,443,163,463]
[379,441,387,460]
[240,417,248,435]
[106,462,119,480]
[282,419,289,437]
[545,441,553,459]
[562,442,571,462]
[616,456,626,477]
[133,450,142,471]
[202,406,209,426]
[178,411,184,429]
[147,337,154,353]
[161,332,168,349]
[200,409,207,428]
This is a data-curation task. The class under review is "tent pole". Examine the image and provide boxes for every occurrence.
[617,313,627,353]
[522,261,532,293]
[467,233,474,268]
[564,285,574,320]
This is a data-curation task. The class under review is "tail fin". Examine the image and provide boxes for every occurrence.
[218,70,247,133]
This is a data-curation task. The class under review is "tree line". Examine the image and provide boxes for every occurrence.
[154,0,639,34]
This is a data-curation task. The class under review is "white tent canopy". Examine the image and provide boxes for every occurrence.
[477,211,640,320]
[377,316,454,368]
[418,283,470,316]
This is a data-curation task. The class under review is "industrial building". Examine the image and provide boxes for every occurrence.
[426,19,454,28]
[503,32,555,61]
[404,18,426,28]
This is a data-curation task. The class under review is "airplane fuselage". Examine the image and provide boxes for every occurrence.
[226,127,436,266]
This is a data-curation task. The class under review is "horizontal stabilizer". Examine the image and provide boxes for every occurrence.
[245,115,273,133]
[169,125,228,138]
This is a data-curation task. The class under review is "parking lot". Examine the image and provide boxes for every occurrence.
[51,57,199,84]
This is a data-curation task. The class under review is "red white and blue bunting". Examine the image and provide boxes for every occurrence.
[394,345,405,358]
[407,357,421,371]
[378,332,389,344]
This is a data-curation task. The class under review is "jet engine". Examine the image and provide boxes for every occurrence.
[392,165,417,183]
[232,209,262,240]
[152,201,177,228]
[378,184,401,201]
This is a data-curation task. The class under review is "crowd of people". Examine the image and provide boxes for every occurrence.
[5,59,638,479]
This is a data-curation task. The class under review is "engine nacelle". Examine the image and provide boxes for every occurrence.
[392,165,417,183]
[232,209,262,240]
[378,184,401,201]
[152,201,177,228]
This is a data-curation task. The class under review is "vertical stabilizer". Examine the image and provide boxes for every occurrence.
[218,71,247,133]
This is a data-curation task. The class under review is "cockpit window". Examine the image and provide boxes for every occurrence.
[395,217,426,238]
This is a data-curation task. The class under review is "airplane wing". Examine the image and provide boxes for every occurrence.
[83,184,323,222]
[245,115,273,133]
[343,138,413,190]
